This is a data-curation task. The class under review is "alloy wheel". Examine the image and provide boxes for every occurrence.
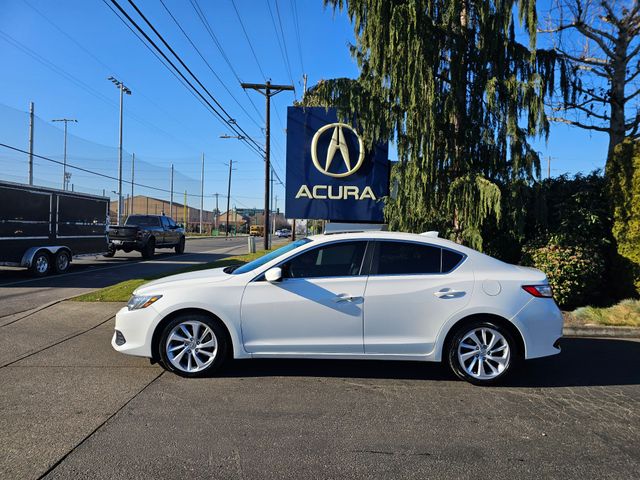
[165,320,217,373]
[457,327,510,381]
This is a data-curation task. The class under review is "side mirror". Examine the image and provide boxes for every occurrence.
[264,267,282,282]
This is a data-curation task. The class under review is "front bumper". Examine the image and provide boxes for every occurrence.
[111,305,161,358]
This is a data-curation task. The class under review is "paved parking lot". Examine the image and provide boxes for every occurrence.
[1,301,638,479]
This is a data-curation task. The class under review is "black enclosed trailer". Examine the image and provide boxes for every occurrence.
[0,180,109,276]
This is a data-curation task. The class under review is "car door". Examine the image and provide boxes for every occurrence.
[363,241,473,355]
[166,217,179,245]
[240,240,370,354]
[159,216,170,245]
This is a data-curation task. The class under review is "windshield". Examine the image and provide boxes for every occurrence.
[230,238,312,274]
[125,215,160,227]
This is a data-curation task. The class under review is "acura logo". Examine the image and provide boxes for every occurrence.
[311,123,365,178]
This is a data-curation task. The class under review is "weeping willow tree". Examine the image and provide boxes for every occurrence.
[303,0,563,249]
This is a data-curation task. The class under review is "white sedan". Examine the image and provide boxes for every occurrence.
[112,231,563,385]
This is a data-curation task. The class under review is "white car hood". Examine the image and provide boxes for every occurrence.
[135,267,232,294]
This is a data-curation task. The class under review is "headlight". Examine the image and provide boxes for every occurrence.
[127,294,162,310]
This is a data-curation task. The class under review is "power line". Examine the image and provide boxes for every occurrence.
[123,0,264,152]
[230,0,268,81]
[1,142,267,203]
[266,0,296,99]
[158,0,263,131]
[104,0,265,158]
[290,0,305,74]
[188,0,265,125]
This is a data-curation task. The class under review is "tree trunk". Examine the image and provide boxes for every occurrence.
[607,33,629,163]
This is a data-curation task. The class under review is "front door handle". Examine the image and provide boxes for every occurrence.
[433,289,465,298]
[333,294,362,303]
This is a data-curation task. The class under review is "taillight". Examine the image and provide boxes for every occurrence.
[522,285,553,298]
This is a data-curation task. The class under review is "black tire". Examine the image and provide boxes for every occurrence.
[158,313,229,378]
[29,250,50,277]
[103,245,116,257]
[141,237,155,259]
[175,236,185,254]
[447,320,518,386]
[53,250,71,274]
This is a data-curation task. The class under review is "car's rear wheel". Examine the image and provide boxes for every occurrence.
[448,321,516,386]
[175,236,185,254]
[158,313,228,378]
[103,245,116,257]
[142,237,155,259]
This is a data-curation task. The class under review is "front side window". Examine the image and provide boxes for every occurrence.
[374,241,441,275]
[283,241,367,279]
[161,216,170,227]
[231,238,312,274]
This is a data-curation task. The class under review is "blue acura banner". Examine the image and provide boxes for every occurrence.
[285,107,390,222]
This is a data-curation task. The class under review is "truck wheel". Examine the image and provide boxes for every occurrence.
[175,237,185,254]
[53,250,71,274]
[29,250,50,277]
[103,245,116,257]
[142,237,155,259]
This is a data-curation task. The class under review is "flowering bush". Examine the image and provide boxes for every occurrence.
[522,241,605,309]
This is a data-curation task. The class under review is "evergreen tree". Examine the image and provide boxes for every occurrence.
[304,0,560,249]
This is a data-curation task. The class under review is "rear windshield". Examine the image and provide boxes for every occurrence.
[125,215,160,227]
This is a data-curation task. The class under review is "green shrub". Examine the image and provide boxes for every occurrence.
[522,241,605,309]
[608,139,640,296]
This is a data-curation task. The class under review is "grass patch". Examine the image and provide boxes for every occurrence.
[72,249,272,303]
[565,299,640,327]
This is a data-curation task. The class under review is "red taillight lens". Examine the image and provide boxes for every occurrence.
[522,285,553,298]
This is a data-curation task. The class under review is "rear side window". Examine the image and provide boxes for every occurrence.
[442,248,464,273]
[374,241,464,275]
[284,241,367,279]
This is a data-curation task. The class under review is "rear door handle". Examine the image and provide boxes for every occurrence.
[434,289,464,298]
[333,294,362,303]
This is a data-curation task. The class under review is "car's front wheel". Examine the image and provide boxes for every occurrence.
[158,313,228,377]
[447,321,517,386]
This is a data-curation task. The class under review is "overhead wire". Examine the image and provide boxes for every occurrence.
[229,0,268,81]
[105,0,265,159]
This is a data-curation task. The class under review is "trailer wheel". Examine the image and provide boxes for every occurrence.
[54,250,71,274]
[29,250,50,277]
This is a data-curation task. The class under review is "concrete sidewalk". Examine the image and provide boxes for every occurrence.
[0,301,160,480]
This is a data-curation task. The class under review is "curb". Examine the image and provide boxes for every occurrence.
[563,325,640,338]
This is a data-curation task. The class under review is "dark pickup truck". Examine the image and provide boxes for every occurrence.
[106,214,185,258]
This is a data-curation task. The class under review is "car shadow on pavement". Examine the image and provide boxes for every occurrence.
[219,338,640,388]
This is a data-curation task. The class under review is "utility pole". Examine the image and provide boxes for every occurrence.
[131,153,135,214]
[169,163,174,219]
[225,160,234,237]
[108,77,131,225]
[241,81,294,250]
[52,118,77,190]
[28,102,34,185]
[213,193,219,232]
[271,168,275,237]
[200,153,204,234]
[184,190,187,229]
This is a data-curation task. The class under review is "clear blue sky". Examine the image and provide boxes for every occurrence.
[0,0,608,212]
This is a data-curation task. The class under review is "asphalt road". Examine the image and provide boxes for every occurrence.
[0,301,638,480]
[0,236,256,317]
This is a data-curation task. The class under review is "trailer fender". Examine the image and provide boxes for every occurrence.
[21,246,72,268]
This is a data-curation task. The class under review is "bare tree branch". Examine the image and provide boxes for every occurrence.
[549,116,610,131]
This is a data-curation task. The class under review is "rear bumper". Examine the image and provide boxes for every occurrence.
[109,239,143,250]
[513,298,564,359]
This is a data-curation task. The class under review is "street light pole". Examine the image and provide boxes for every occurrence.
[170,163,174,219]
[108,77,131,225]
[52,118,77,190]
[200,153,204,234]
